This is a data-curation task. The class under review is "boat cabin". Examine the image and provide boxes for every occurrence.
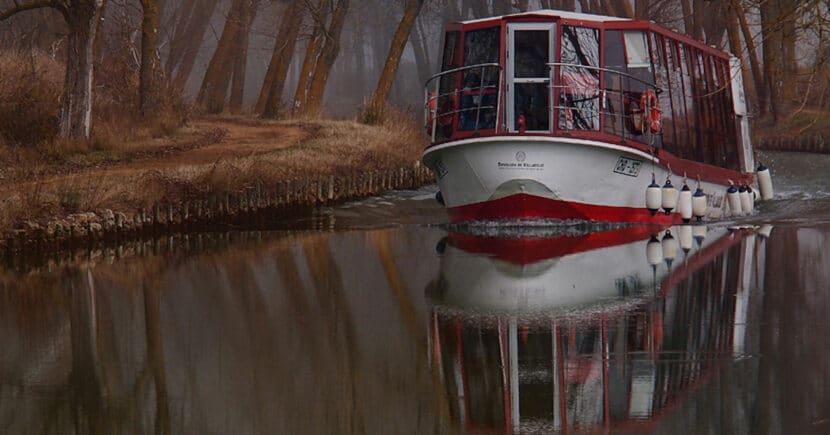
[425,10,751,172]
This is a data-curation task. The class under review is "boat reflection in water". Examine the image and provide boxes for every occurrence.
[427,224,768,433]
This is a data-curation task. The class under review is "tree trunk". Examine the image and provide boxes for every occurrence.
[599,0,617,16]
[410,18,432,85]
[304,0,350,117]
[700,0,725,48]
[196,0,248,114]
[725,2,754,104]
[760,0,783,122]
[169,0,217,94]
[61,0,106,139]
[469,0,487,18]
[163,0,197,78]
[140,0,161,116]
[733,0,766,117]
[365,0,424,119]
[780,0,799,105]
[680,0,698,40]
[610,0,634,18]
[257,0,304,117]
[634,0,648,19]
[292,0,329,115]
[228,0,257,113]
[491,0,511,15]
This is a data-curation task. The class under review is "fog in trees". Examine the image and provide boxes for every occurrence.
[1,0,829,145]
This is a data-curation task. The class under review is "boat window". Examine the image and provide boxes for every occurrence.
[602,30,626,137]
[458,27,500,132]
[664,37,690,160]
[601,30,660,142]
[559,26,600,131]
[650,33,672,148]
[515,30,549,78]
[463,27,500,86]
[441,31,461,72]
[624,31,650,68]
[678,45,701,160]
[435,31,462,142]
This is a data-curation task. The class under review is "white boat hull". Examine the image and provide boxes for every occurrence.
[423,136,736,223]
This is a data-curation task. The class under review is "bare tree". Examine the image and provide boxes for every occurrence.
[292,0,350,117]
[760,0,784,122]
[304,0,349,116]
[140,0,161,116]
[257,0,304,117]
[229,1,258,113]
[364,0,425,122]
[292,0,329,115]
[196,0,257,114]
[167,0,218,93]
[1,0,105,139]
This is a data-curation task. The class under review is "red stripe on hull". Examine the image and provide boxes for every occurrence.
[448,225,663,265]
[447,193,683,224]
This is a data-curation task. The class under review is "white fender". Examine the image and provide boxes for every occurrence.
[726,183,742,216]
[692,186,707,221]
[739,185,752,214]
[678,183,693,222]
[757,164,774,200]
[662,178,679,215]
[646,175,661,216]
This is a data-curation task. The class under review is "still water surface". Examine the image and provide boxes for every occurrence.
[1,152,829,434]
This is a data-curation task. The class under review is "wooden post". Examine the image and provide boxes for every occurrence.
[316,178,323,203]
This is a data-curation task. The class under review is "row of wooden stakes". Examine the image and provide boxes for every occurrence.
[2,163,435,254]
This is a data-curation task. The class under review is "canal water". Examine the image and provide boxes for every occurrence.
[1,152,828,434]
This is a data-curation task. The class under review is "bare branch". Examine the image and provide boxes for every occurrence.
[0,0,56,21]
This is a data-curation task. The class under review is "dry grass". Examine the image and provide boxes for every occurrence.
[0,48,189,157]
[0,114,427,231]
[0,50,63,146]
[0,47,427,233]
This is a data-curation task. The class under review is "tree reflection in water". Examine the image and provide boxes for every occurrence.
[0,225,827,433]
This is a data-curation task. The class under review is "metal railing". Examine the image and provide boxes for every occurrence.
[423,61,664,145]
[423,63,503,144]
[548,62,664,143]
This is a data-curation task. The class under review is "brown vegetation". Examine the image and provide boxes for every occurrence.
[0,49,185,150]
[0,109,425,234]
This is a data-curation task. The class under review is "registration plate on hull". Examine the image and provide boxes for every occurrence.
[613,156,643,177]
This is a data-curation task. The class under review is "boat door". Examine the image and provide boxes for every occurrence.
[506,22,556,133]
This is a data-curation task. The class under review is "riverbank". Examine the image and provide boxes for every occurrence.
[755,109,830,154]
[0,115,432,253]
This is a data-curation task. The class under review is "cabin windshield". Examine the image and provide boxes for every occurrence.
[424,20,740,171]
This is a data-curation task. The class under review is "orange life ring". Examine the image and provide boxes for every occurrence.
[640,89,662,133]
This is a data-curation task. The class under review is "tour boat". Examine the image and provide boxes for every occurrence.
[426,226,765,432]
[422,10,773,223]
